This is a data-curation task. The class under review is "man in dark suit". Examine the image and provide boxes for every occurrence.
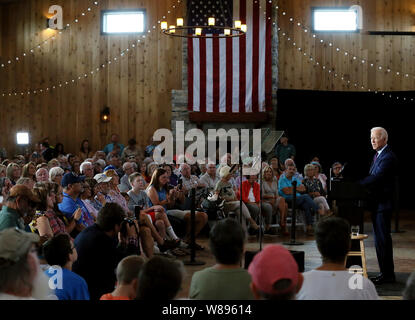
[360,127,398,285]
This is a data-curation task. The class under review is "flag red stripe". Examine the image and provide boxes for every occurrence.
[226,37,233,113]
[212,35,220,113]
[188,38,194,111]
[239,0,246,113]
[252,0,260,113]
[265,0,273,111]
[199,37,207,113]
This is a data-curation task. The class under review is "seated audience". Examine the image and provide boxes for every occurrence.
[100,255,145,300]
[21,162,36,180]
[240,175,276,235]
[58,173,94,238]
[119,162,137,193]
[104,169,130,214]
[0,177,13,209]
[312,161,328,192]
[145,162,159,184]
[403,271,415,300]
[35,168,49,183]
[103,133,125,156]
[297,217,379,300]
[48,159,60,170]
[80,179,99,220]
[248,245,303,300]
[79,140,94,162]
[72,203,149,300]
[136,256,184,300]
[6,163,21,185]
[121,138,144,162]
[214,166,259,234]
[162,164,179,187]
[262,166,288,235]
[303,164,331,216]
[31,182,68,238]
[331,162,344,181]
[147,168,208,250]
[0,185,40,231]
[43,233,90,300]
[49,166,64,185]
[199,163,220,191]
[0,228,52,300]
[80,161,94,179]
[269,156,283,180]
[189,219,254,300]
[0,164,7,178]
[278,163,318,235]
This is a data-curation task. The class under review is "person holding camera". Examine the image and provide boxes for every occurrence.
[72,202,152,300]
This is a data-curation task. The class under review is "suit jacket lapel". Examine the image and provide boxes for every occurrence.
[370,146,389,174]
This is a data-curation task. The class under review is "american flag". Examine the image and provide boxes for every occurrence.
[187,0,273,113]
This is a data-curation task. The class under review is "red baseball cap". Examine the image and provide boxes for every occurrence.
[248,245,300,295]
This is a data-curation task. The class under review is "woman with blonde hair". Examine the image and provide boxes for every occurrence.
[6,162,21,185]
[262,165,289,235]
[49,166,65,185]
[303,164,331,216]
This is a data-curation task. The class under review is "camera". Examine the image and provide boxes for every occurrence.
[134,205,143,219]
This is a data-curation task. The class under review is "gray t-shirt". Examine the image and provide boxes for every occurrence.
[127,190,150,212]
[189,267,254,300]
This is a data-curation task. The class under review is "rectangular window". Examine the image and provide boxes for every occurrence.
[312,8,358,32]
[101,10,145,35]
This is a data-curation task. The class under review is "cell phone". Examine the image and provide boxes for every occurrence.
[134,205,143,219]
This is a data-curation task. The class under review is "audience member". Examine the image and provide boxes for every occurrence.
[0,185,40,231]
[119,162,137,193]
[297,217,379,300]
[199,163,220,191]
[0,164,6,178]
[80,180,99,220]
[331,162,344,181]
[274,135,296,165]
[0,228,52,300]
[100,255,145,300]
[103,134,125,156]
[49,166,64,185]
[278,163,318,235]
[303,164,331,216]
[104,169,130,214]
[262,166,288,235]
[269,156,283,180]
[35,168,49,183]
[80,161,94,179]
[248,245,303,300]
[48,159,60,170]
[214,166,259,234]
[16,177,35,190]
[21,162,36,180]
[162,164,179,187]
[58,173,94,238]
[43,233,90,300]
[240,175,276,235]
[121,138,144,162]
[312,161,328,192]
[79,140,94,162]
[136,256,184,300]
[189,219,254,300]
[40,142,57,163]
[6,163,21,185]
[54,143,65,156]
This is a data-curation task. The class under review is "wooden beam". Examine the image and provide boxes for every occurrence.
[189,112,270,124]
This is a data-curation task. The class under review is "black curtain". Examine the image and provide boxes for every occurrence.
[276,89,414,210]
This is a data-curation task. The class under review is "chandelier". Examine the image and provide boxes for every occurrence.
[160,16,247,39]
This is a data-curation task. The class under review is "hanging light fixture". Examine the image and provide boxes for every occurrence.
[160,1,247,39]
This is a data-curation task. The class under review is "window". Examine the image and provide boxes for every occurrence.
[16,132,29,145]
[101,10,145,35]
[312,8,359,32]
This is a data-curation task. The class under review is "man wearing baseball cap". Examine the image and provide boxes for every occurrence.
[89,173,113,212]
[58,173,94,238]
[248,244,303,300]
[0,185,40,232]
[0,228,52,300]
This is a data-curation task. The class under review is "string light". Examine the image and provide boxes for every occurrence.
[280,31,415,103]
[1,38,145,98]
[0,0,100,71]
[277,8,415,82]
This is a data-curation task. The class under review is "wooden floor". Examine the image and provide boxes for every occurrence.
[175,210,415,300]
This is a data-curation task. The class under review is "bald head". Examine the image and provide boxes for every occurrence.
[371,127,388,151]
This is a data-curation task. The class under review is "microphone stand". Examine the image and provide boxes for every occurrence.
[284,180,304,246]
[184,188,205,266]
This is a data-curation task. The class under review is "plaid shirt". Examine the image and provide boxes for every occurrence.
[36,209,66,236]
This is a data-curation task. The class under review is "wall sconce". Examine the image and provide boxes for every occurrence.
[101,107,110,123]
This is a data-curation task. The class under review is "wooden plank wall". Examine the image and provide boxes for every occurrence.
[0,0,183,156]
[278,0,415,92]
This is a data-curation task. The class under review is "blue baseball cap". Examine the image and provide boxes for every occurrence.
[61,172,85,188]
[104,165,117,172]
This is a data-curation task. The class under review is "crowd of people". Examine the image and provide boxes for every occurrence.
[0,133,413,300]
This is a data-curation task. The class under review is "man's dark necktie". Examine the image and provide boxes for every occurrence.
[373,152,379,163]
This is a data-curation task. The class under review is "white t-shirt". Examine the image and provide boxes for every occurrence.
[296,270,379,300]
[248,187,256,203]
